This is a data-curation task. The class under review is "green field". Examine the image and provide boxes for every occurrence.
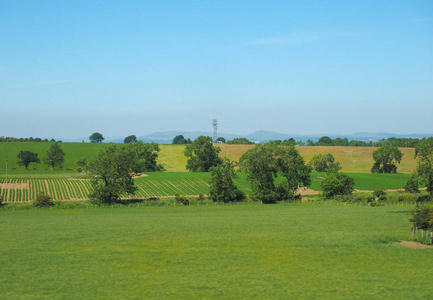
[0,172,411,202]
[1,203,431,299]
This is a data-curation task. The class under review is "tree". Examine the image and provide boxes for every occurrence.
[185,136,222,172]
[43,142,65,170]
[226,137,254,145]
[239,143,311,203]
[216,137,226,144]
[308,153,342,172]
[209,158,245,203]
[17,151,40,170]
[405,173,420,194]
[415,137,433,197]
[127,141,164,172]
[371,145,403,173]
[89,132,104,143]
[321,170,355,199]
[172,135,189,144]
[87,145,137,204]
[124,135,137,144]
[317,136,333,146]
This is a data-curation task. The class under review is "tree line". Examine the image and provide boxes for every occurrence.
[0,137,59,143]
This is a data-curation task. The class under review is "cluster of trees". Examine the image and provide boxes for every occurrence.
[306,136,422,148]
[172,135,192,144]
[0,137,58,143]
[17,143,65,170]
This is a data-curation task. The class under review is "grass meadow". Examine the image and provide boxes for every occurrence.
[1,203,431,299]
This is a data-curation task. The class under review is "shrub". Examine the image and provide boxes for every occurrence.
[197,193,205,201]
[175,194,190,205]
[410,204,433,230]
[33,192,54,207]
[405,174,420,194]
[373,190,387,201]
[417,195,432,203]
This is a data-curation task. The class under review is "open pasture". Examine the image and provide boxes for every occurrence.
[1,203,431,299]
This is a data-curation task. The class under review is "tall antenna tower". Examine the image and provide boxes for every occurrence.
[212,119,218,143]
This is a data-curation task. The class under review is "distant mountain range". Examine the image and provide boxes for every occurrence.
[72,131,433,144]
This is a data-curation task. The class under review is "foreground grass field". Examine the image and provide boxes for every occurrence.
[1,203,431,299]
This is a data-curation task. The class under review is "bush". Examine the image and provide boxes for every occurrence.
[417,195,432,203]
[197,193,205,201]
[373,190,387,201]
[405,174,420,194]
[410,204,433,230]
[33,192,54,207]
[175,194,190,205]
[321,172,355,199]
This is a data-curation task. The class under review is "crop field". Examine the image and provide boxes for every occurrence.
[0,172,411,202]
[0,143,417,174]
[1,203,432,299]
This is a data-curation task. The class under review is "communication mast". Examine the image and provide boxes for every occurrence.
[212,119,218,143]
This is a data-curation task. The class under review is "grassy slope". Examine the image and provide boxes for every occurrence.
[1,204,431,299]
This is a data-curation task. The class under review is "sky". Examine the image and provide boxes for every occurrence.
[0,0,432,140]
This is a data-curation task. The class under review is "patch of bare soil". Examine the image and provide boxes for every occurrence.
[0,183,29,189]
[131,173,148,178]
[395,241,432,249]
[297,187,321,195]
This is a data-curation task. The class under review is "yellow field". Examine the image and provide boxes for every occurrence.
[159,144,417,174]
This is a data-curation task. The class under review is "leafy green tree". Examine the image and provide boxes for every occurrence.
[240,143,311,203]
[308,153,341,172]
[87,145,137,204]
[415,137,433,197]
[321,170,355,199]
[209,158,245,203]
[216,137,226,144]
[43,142,65,170]
[127,141,164,172]
[405,173,420,194]
[89,132,104,143]
[17,151,40,170]
[172,135,190,144]
[239,143,278,203]
[124,135,137,144]
[410,204,433,230]
[226,137,254,145]
[371,145,403,173]
[317,136,333,146]
[185,136,222,172]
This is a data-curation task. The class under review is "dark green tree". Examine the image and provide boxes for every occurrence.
[308,153,341,172]
[209,158,245,203]
[127,141,164,172]
[226,137,254,145]
[216,137,226,144]
[317,136,333,146]
[172,135,189,144]
[405,173,420,194]
[185,136,222,172]
[89,132,104,143]
[43,142,65,170]
[415,137,433,197]
[124,135,137,144]
[321,170,355,199]
[87,146,137,204]
[371,145,403,173]
[17,151,40,170]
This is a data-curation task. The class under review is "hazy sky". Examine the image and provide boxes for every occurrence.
[1,0,432,139]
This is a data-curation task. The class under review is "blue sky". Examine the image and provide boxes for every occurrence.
[1,0,432,140]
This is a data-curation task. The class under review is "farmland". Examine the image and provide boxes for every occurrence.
[1,203,432,299]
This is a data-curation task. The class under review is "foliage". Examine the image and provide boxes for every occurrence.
[124,135,137,144]
[373,190,387,201]
[405,173,420,194]
[185,136,222,172]
[127,141,164,172]
[175,194,190,205]
[308,153,341,172]
[209,158,245,203]
[371,145,403,173]
[316,136,333,146]
[33,192,54,207]
[216,137,226,144]
[87,145,137,204]
[43,142,65,170]
[17,150,40,170]
[415,137,433,197]
[172,135,191,144]
[76,157,87,167]
[226,137,254,145]
[89,132,104,143]
[321,171,355,199]
[410,204,433,230]
[240,143,311,203]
